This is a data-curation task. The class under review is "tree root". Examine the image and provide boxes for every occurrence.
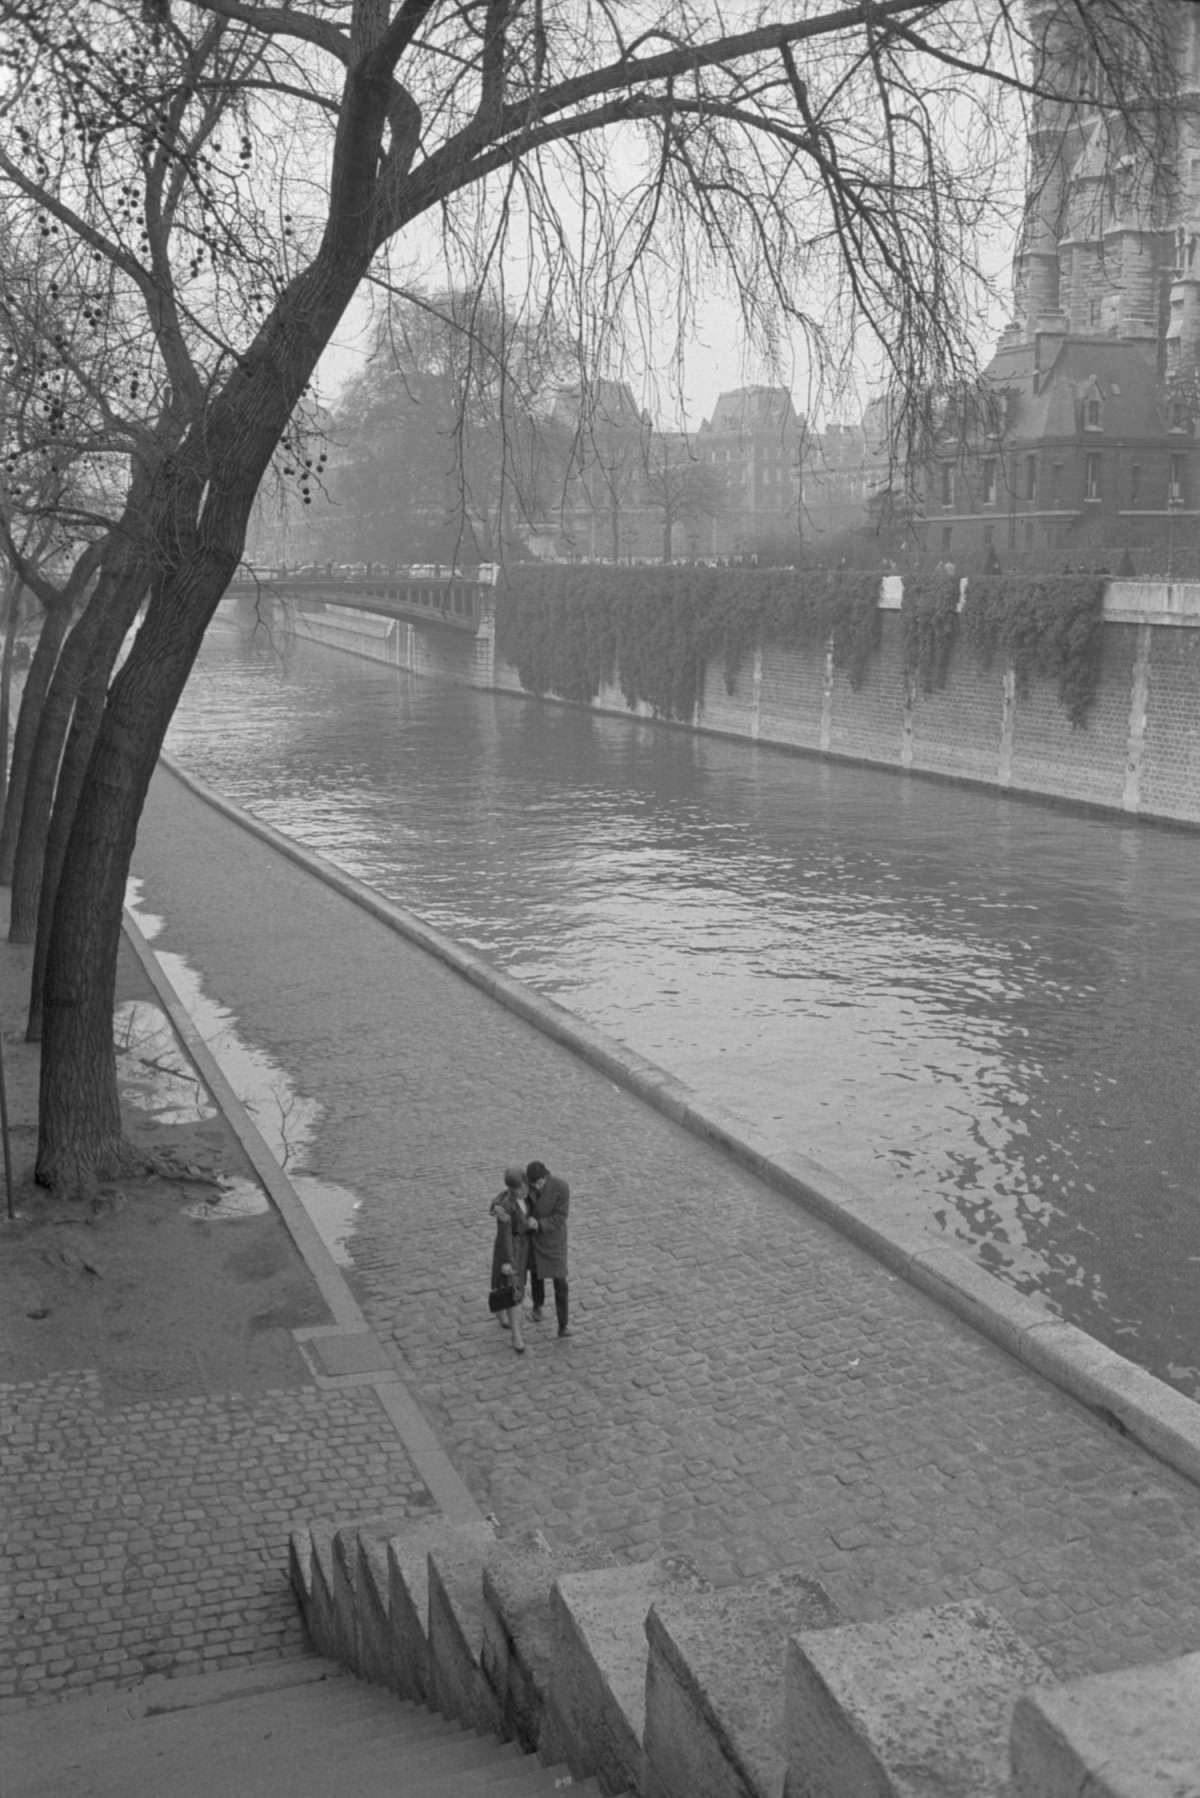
[34,1134,158,1201]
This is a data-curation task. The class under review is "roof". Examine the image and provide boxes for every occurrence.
[977,336,1169,444]
[701,385,799,436]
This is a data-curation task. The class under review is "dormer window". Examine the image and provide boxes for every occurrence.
[1084,397,1103,430]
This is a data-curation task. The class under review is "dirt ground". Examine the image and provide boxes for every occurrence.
[0,927,331,1405]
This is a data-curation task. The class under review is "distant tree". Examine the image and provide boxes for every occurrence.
[640,440,727,563]
[325,290,569,565]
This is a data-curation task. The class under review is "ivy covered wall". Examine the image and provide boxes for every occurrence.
[290,566,1200,822]
[494,563,1107,729]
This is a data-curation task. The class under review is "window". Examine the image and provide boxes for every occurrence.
[1131,463,1142,504]
[939,463,953,506]
[941,525,953,553]
[1024,520,1035,550]
[1024,455,1037,501]
[1084,397,1102,430]
[1051,462,1063,502]
[1170,400,1190,433]
[1085,453,1101,501]
[982,458,998,505]
[1170,455,1186,505]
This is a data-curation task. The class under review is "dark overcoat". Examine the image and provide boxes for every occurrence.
[490,1189,531,1294]
[528,1174,569,1281]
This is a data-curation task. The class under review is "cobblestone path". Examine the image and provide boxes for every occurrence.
[1,1373,430,1707]
[131,767,1200,1683]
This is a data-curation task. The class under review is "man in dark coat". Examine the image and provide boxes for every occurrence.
[525,1159,571,1337]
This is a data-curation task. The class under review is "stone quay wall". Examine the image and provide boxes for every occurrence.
[279,578,1200,827]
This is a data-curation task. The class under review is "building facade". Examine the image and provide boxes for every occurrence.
[695,386,803,558]
[924,0,1200,574]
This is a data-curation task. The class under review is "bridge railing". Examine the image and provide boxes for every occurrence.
[228,570,491,632]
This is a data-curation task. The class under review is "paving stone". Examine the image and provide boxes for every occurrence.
[0,1374,432,1705]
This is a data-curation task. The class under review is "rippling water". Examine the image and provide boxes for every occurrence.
[166,614,1200,1393]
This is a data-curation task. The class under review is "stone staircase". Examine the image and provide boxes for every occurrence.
[285,1514,1200,1798]
[10,1512,1195,1797]
[2,1655,584,1796]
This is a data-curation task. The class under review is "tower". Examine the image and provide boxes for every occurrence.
[1011,0,1200,369]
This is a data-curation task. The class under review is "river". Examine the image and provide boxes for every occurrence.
[163,614,1200,1396]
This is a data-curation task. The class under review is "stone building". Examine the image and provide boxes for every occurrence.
[924,0,1200,573]
[694,386,803,558]
[549,381,807,563]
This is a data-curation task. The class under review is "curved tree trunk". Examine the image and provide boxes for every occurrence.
[26,649,117,1042]
[9,575,121,944]
[36,226,370,1192]
[0,576,21,825]
[26,550,154,1037]
[35,553,234,1190]
[0,597,70,887]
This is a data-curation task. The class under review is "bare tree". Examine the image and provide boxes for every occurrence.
[0,0,1180,1192]
[640,436,727,564]
[320,288,571,565]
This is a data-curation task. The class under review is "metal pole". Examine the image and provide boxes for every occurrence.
[0,1030,13,1221]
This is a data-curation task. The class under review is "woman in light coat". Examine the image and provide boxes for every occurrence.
[489,1166,531,1352]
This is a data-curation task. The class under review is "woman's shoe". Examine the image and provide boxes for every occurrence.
[498,1314,510,1329]
[513,1338,526,1353]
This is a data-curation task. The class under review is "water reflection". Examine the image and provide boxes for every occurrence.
[165,619,1200,1392]
[126,885,361,1265]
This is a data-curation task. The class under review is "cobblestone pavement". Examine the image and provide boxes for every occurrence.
[132,767,1200,1683]
[0,1371,431,1709]
[0,890,436,1713]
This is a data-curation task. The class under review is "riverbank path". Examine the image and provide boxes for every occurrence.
[130,762,1200,1683]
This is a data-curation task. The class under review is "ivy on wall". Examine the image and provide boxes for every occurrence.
[961,574,1106,727]
[900,573,961,696]
[494,564,884,721]
[493,565,1107,727]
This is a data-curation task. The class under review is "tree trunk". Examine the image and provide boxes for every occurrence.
[0,576,21,825]
[35,562,228,1191]
[9,569,129,944]
[0,597,70,888]
[24,542,153,1036]
[27,644,118,1042]
[36,234,370,1191]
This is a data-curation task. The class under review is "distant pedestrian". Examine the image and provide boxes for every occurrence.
[525,1159,571,1337]
[489,1166,531,1353]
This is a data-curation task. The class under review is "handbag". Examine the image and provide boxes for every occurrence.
[488,1281,518,1314]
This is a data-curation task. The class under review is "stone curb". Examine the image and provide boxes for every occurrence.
[156,754,1200,1491]
[120,899,483,1526]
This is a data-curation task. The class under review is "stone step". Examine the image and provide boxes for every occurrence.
[1,1656,608,1797]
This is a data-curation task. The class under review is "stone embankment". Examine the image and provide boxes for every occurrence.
[273,575,1200,825]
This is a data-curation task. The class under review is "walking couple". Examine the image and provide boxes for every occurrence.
[489,1160,570,1353]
